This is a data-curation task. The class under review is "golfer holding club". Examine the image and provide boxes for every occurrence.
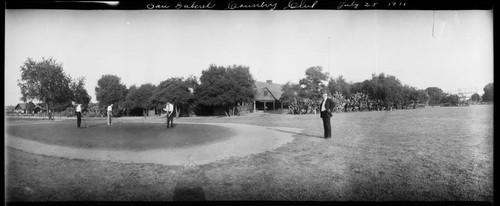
[76,103,82,128]
[164,102,174,128]
[107,104,113,125]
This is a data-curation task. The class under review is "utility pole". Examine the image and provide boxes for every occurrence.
[328,36,331,75]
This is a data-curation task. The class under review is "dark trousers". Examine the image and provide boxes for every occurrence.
[107,112,112,125]
[322,117,331,138]
[166,114,174,128]
[76,112,82,128]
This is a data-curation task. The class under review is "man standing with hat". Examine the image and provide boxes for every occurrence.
[319,91,335,139]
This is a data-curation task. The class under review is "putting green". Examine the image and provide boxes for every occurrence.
[6,121,235,151]
[6,119,301,165]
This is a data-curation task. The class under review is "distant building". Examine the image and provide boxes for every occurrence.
[34,104,46,114]
[13,102,46,114]
[253,80,285,111]
[448,88,478,102]
[195,80,286,116]
[14,103,26,114]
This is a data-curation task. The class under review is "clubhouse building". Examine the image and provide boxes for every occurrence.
[252,80,285,112]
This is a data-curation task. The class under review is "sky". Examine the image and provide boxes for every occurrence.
[5,9,493,106]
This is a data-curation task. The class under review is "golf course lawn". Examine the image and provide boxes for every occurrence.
[5,105,493,201]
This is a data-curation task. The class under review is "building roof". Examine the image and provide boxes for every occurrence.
[254,81,284,101]
[15,103,26,110]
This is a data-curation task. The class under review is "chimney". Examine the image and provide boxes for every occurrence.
[266,80,273,84]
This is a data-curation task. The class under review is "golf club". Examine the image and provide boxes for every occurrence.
[81,114,89,128]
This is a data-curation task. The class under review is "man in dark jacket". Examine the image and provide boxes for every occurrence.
[319,92,335,139]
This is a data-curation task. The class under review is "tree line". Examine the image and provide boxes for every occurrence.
[16,57,493,118]
[17,58,256,118]
[17,58,91,119]
[280,66,493,114]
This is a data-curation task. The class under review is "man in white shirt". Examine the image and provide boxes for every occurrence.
[107,104,113,125]
[164,102,175,128]
[76,104,82,128]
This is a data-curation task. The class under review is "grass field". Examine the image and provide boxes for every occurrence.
[5,105,493,201]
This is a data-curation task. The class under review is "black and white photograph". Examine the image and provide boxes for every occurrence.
[4,0,493,203]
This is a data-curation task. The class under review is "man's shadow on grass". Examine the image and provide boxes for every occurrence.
[81,123,176,129]
[267,128,323,139]
[165,123,177,129]
[172,165,208,201]
[85,124,107,128]
[80,122,109,128]
[173,185,206,201]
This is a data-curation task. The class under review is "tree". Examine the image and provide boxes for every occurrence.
[17,57,74,120]
[351,73,405,109]
[6,105,16,114]
[137,83,156,115]
[195,64,255,116]
[416,89,430,105]
[51,99,74,112]
[183,75,200,116]
[441,94,460,106]
[339,77,352,98]
[277,66,330,114]
[470,93,481,102]
[223,66,256,115]
[26,101,36,114]
[154,77,194,117]
[95,75,128,116]
[375,73,404,109]
[328,75,352,98]
[125,83,156,116]
[150,76,199,117]
[280,82,300,106]
[350,81,371,97]
[87,102,101,115]
[298,66,329,102]
[482,83,493,102]
[70,76,91,106]
[280,81,303,114]
[123,85,138,116]
[184,75,199,89]
[425,87,445,106]
[402,85,416,107]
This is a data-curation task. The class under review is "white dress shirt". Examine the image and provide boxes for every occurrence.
[321,98,327,112]
[164,103,174,115]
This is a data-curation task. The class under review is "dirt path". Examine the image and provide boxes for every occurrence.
[6,122,302,166]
